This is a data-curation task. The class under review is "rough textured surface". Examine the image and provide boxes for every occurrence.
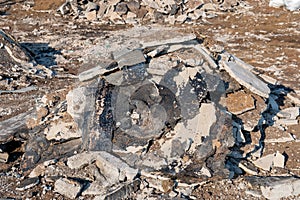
[0,0,300,199]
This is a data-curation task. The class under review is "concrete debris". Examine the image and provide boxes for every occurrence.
[253,154,275,171]
[269,0,300,11]
[0,152,9,163]
[275,118,298,126]
[78,59,117,82]
[220,54,270,98]
[0,110,34,143]
[67,151,138,183]
[114,49,146,68]
[54,178,82,199]
[252,152,285,171]
[246,176,300,200]
[277,107,300,120]
[44,121,81,141]
[273,151,285,168]
[28,164,46,178]
[1,12,299,199]
[56,0,249,24]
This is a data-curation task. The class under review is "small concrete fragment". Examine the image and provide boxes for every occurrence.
[277,107,300,120]
[44,121,81,141]
[140,31,196,48]
[253,154,274,171]
[226,91,255,115]
[0,152,9,163]
[275,119,298,126]
[85,10,97,21]
[29,164,46,178]
[273,151,285,168]
[54,178,82,199]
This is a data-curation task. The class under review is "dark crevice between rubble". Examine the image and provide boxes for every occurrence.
[246,84,293,158]
[227,83,294,178]
[21,43,62,68]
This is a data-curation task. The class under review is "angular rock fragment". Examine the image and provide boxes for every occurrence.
[252,154,274,171]
[140,31,196,48]
[220,54,270,98]
[0,29,35,66]
[67,151,138,183]
[246,176,300,200]
[273,151,285,168]
[277,107,300,120]
[44,121,81,141]
[78,59,117,82]
[252,151,286,171]
[0,152,9,163]
[113,49,146,68]
[85,10,97,21]
[54,178,82,199]
[0,110,34,143]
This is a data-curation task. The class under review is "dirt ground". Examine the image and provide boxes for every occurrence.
[0,0,299,199]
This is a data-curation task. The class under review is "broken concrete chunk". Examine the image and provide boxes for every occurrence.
[140,31,196,48]
[114,49,146,68]
[260,176,300,200]
[66,85,97,125]
[67,151,138,183]
[221,55,270,98]
[44,121,81,141]
[54,178,82,199]
[275,119,298,126]
[226,91,255,115]
[253,154,274,171]
[0,110,34,143]
[277,107,300,120]
[82,181,106,196]
[147,45,169,57]
[273,151,285,168]
[28,164,46,178]
[85,10,97,21]
[78,59,117,82]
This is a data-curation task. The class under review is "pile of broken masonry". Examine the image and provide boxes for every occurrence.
[1,1,300,200]
[56,0,251,24]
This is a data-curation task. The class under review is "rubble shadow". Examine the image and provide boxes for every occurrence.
[228,83,294,177]
[248,84,293,158]
[21,42,62,67]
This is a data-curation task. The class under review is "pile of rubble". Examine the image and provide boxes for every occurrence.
[1,25,300,199]
[56,0,251,24]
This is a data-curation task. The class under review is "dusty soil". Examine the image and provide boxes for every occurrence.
[0,0,299,199]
